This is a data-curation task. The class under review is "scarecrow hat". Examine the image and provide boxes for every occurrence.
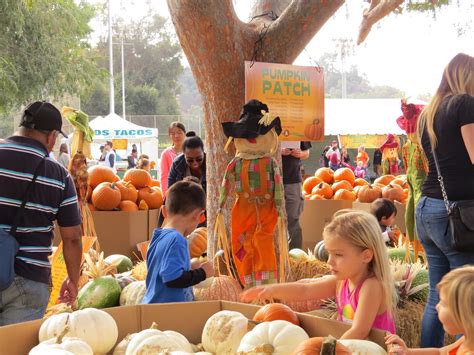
[222,99,282,139]
[396,98,425,134]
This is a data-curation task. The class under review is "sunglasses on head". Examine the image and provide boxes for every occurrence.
[186,156,203,163]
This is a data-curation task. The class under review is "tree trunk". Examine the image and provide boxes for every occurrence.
[167,0,345,258]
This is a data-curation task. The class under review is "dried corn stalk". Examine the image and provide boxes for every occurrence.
[83,252,116,279]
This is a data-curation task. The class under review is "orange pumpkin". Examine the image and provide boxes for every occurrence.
[149,179,161,187]
[115,181,138,202]
[193,275,242,302]
[304,119,323,140]
[382,183,404,202]
[333,189,357,201]
[353,185,363,196]
[392,178,408,188]
[302,176,322,195]
[293,337,351,355]
[119,200,139,212]
[123,169,152,189]
[354,178,369,187]
[91,182,121,210]
[374,174,395,186]
[309,194,325,200]
[357,185,382,203]
[311,182,333,199]
[87,165,118,188]
[333,168,355,186]
[252,303,300,326]
[314,167,334,184]
[403,188,409,199]
[137,186,163,209]
[188,227,207,258]
[331,180,353,193]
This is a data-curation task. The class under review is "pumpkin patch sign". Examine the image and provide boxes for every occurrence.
[245,61,324,141]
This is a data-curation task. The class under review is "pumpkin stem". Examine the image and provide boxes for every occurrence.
[150,322,160,330]
[57,316,71,344]
[313,118,320,125]
[248,344,274,354]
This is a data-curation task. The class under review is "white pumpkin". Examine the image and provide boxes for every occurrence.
[339,339,388,355]
[202,310,248,354]
[120,280,146,306]
[112,333,137,355]
[29,337,93,355]
[39,308,118,355]
[237,320,309,354]
[125,328,192,355]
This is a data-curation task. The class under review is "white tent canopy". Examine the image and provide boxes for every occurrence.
[324,98,426,135]
[89,113,159,163]
[90,113,158,140]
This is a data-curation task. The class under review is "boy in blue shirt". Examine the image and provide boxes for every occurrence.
[142,180,213,303]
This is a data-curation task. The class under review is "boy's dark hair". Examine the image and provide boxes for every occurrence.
[183,134,204,151]
[166,180,205,216]
[370,198,397,221]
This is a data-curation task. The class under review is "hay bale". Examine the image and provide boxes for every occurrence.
[288,258,330,282]
[395,300,425,348]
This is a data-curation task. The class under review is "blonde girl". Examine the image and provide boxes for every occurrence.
[386,266,474,354]
[241,210,397,339]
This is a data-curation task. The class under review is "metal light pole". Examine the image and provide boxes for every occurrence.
[108,0,115,114]
[121,37,126,119]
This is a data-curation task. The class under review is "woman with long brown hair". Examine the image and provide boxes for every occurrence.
[416,53,474,348]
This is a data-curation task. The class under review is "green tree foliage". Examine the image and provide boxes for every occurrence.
[80,10,183,116]
[0,0,100,113]
[318,52,404,98]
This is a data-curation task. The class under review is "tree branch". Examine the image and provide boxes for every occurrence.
[261,0,345,63]
[357,0,404,45]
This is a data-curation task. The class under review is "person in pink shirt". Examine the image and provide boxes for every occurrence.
[160,122,186,193]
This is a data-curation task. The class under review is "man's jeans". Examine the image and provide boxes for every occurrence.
[284,182,305,250]
[0,275,50,326]
[416,196,474,347]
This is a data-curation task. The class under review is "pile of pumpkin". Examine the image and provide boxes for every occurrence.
[86,165,163,212]
[34,304,388,354]
[303,167,408,203]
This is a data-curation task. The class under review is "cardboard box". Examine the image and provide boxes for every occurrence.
[300,200,353,252]
[352,201,406,234]
[148,208,161,239]
[0,301,386,354]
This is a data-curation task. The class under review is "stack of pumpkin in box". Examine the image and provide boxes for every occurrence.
[303,167,408,204]
[86,166,163,211]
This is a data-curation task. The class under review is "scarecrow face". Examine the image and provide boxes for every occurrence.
[233,129,278,157]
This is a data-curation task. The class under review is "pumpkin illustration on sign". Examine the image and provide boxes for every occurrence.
[216,99,287,289]
[304,118,323,140]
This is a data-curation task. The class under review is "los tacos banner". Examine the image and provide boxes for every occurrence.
[245,61,324,141]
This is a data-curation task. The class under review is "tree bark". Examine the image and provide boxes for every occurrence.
[167,0,345,259]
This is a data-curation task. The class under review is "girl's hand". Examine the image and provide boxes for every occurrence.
[240,286,271,303]
[385,333,408,354]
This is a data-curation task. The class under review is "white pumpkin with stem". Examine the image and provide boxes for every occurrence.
[119,280,146,306]
[112,333,137,355]
[39,308,118,355]
[202,310,249,354]
[237,320,309,354]
[30,326,93,355]
[339,339,388,355]
[125,323,192,355]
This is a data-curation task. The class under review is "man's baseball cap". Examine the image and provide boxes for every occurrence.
[20,101,68,138]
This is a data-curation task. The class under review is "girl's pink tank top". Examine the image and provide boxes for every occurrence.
[336,279,396,334]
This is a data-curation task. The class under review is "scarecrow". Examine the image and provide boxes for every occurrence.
[215,99,287,289]
[397,99,427,257]
[380,133,400,175]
